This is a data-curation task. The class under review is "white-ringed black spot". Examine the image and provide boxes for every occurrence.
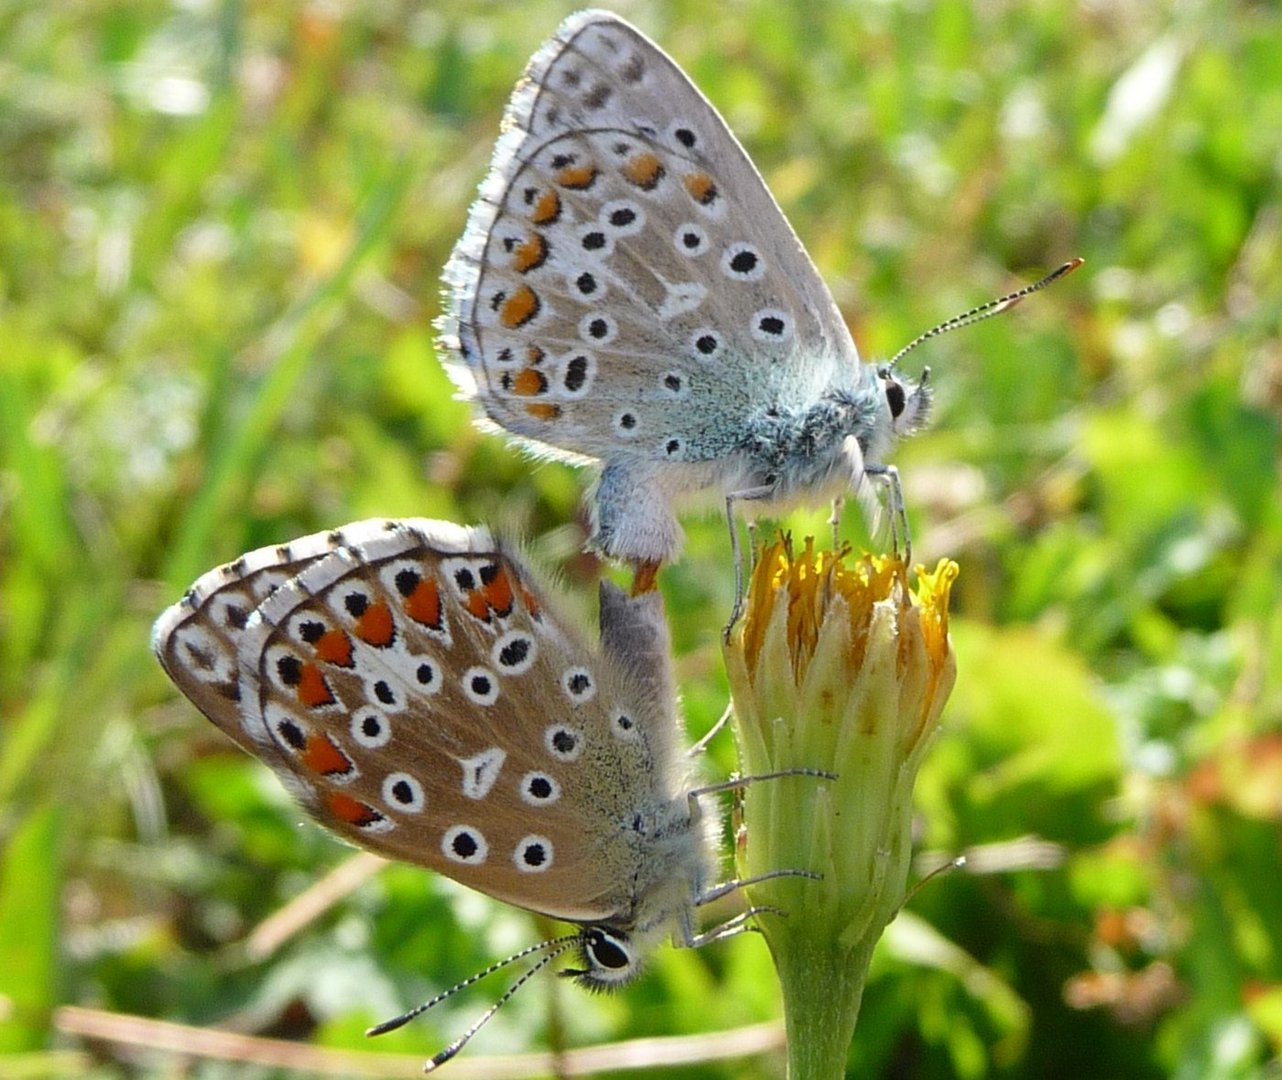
[674,223,709,256]
[575,271,599,296]
[751,307,794,343]
[661,371,688,397]
[351,709,390,749]
[415,659,439,689]
[561,667,595,701]
[691,328,721,358]
[382,772,425,813]
[579,313,617,345]
[373,679,396,706]
[722,243,765,281]
[612,710,640,741]
[492,630,536,675]
[545,724,584,761]
[665,438,684,457]
[520,771,561,805]
[600,199,645,236]
[581,230,607,251]
[462,666,499,705]
[612,410,639,437]
[442,825,488,864]
[674,126,697,148]
[276,717,307,750]
[514,835,553,873]
[563,353,592,394]
[275,654,302,687]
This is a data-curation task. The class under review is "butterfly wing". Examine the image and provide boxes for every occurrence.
[153,529,350,760]
[154,518,683,924]
[439,10,861,467]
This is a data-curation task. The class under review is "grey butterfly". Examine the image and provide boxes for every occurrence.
[438,9,931,582]
[152,518,786,1066]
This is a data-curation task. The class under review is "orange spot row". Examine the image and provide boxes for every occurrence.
[526,402,561,421]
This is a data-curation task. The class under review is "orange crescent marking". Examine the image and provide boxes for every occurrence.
[304,733,353,777]
[297,663,335,708]
[556,163,598,190]
[512,234,548,273]
[511,367,548,396]
[531,189,561,225]
[355,601,395,647]
[314,629,353,667]
[482,567,515,616]
[500,285,540,329]
[325,790,382,827]
[683,171,717,205]
[404,578,441,627]
[464,589,490,621]
[623,153,665,189]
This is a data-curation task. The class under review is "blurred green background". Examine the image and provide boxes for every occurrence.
[3,0,1281,1076]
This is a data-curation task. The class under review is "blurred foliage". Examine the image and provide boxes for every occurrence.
[2,0,1281,1077]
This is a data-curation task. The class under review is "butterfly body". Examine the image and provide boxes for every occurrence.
[439,10,931,566]
[153,518,715,984]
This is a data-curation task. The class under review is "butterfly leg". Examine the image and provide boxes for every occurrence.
[829,496,844,550]
[863,463,911,567]
[695,867,822,908]
[723,484,775,641]
[682,907,787,948]
[688,767,836,805]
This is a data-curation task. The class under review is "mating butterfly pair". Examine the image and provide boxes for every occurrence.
[155,8,1076,1068]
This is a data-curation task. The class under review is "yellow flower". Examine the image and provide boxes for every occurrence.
[725,537,958,1078]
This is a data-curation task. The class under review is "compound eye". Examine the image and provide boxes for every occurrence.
[586,929,631,970]
[883,379,906,418]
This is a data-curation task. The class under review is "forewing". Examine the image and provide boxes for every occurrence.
[439,10,860,465]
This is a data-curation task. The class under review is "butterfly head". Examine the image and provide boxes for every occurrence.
[561,926,651,991]
[879,365,932,438]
